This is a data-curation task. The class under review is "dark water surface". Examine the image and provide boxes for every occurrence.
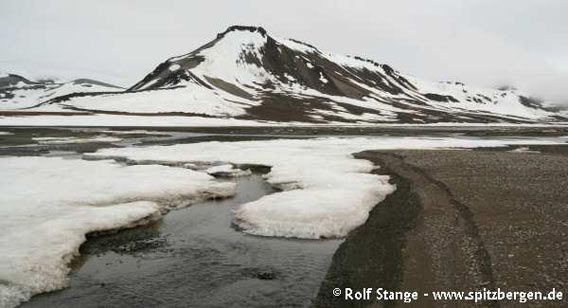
[24,175,341,307]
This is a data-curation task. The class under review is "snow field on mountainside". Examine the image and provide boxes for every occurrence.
[61,84,255,116]
[0,81,121,110]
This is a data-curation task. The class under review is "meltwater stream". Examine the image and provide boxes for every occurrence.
[24,175,342,307]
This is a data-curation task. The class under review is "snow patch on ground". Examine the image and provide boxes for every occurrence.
[0,157,235,307]
[319,72,328,84]
[32,136,122,144]
[99,129,172,135]
[0,114,278,127]
[1,114,567,127]
[206,164,252,177]
[169,64,181,71]
[509,146,540,153]
[86,136,565,239]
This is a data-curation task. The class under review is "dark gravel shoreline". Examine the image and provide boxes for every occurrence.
[316,148,568,307]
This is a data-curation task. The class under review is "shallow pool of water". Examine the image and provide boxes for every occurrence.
[24,175,342,307]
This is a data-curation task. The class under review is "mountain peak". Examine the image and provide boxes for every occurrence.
[18,28,566,124]
[217,25,268,39]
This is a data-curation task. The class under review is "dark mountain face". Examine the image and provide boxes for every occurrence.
[0,74,37,88]
[11,26,567,123]
[130,26,419,101]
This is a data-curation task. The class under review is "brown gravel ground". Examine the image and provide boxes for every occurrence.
[316,148,568,308]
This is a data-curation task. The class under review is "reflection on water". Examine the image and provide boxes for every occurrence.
[24,175,342,307]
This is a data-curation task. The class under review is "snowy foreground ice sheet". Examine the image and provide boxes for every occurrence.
[86,136,564,240]
[1,114,567,127]
[1,136,565,307]
[0,157,235,308]
[32,136,122,144]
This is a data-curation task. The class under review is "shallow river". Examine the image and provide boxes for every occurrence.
[24,175,342,307]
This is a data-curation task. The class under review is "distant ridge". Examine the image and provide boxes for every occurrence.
[5,26,567,123]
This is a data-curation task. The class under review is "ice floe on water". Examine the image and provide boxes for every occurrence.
[88,139,394,239]
[32,136,122,144]
[86,136,565,239]
[98,129,172,135]
[0,157,235,307]
[206,164,252,177]
[509,146,541,153]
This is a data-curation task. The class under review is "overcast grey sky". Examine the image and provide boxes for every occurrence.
[1,0,567,104]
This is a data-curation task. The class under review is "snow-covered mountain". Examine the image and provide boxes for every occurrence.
[0,72,122,110]
[18,26,568,123]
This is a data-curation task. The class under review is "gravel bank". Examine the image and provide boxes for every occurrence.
[317,148,568,307]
